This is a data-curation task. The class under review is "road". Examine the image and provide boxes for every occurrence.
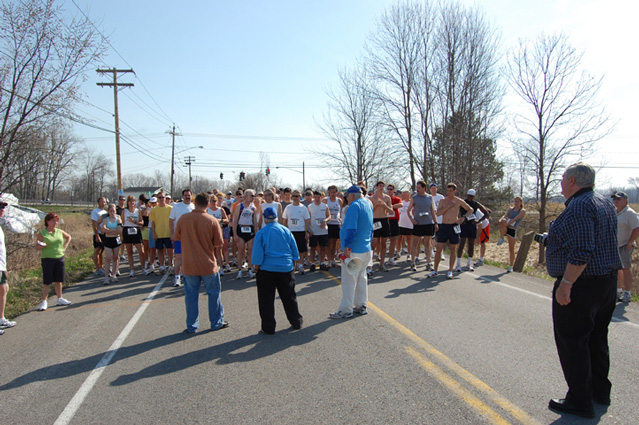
[1,260,637,424]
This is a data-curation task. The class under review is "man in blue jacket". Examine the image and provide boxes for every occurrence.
[252,207,303,334]
[330,185,374,319]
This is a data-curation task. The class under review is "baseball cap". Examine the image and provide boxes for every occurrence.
[227,191,232,195]
[611,191,628,199]
[263,207,277,220]
[429,183,437,188]
[0,201,7,208]
[467,189,476,196]
[346,185,362,194]
[150,197,158,203]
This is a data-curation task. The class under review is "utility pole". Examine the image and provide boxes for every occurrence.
[184,156,195,186]
[167,125,181,198]
[96,68,134,193]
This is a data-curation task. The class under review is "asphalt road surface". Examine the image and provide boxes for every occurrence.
[2,259,638,424]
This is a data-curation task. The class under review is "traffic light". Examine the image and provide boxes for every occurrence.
[239,171,245,181]
[220,172,223,180]
[266,167,270,176]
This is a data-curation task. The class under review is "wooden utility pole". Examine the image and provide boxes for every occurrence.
[184,155,195,185]
[96,68,134,192]
[167,125,181,198]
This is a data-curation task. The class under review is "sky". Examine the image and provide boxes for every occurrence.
[65,0,639,193]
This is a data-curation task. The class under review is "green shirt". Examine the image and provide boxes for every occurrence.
[40,228,65,259]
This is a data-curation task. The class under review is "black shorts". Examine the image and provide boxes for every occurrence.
[388,219,400,237]
[155,237,173,250]
[506,227,517,239]
[412,224,435,237]
[436,223,461,245]
[399,226,413,236]
[292,231,308,253]
[327,224,340,239]
[122,227,143,244]
[236,224,255,242]
[93,234,104,249]
[0,271,7,285]
[373,218,390,238]
[460,221,477,239]
[309,234,329,247]
[42,257,65,285]
[102,236,121,250]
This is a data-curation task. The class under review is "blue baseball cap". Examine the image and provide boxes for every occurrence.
[346,185,362,194]
[263,207,277,220]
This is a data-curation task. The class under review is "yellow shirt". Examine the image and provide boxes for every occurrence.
[149,205,172,238]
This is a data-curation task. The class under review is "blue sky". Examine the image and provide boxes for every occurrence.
[67,0,639,190]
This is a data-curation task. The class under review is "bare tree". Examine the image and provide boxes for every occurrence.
[0,0,106,192]
[507,33,612,246]
[40,124,78,200]
[317,65,392,187]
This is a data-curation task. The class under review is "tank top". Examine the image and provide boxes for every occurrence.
[412,193,434,225]
[238,203,255,226]
[507,208,523,228]
[105,216,119,230]
[123,208,141,227]
[208,207,223,220]
[327,198,341,225]
[40,228,65,259]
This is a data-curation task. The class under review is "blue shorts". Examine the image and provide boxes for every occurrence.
[436,223,460,245]
[148,228,155,248]
[174,240,182,254]
[155,237,173,250]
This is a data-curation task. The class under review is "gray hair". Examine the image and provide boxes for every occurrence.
[349,191,362,200]
[564,161,596,188]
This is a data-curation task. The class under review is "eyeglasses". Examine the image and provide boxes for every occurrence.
[292,195,300,198]
[157,196,165,199]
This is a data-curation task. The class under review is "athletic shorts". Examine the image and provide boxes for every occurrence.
[506,227,517,239]
[373,218,390,238]
[174,240,182,254]
[309,234,329,248]
[292,231,308,253]
[460,221,477,239]
[141,227,150,241]
[1,271,7,285]
[148,228,155,248]
[412,224,435,237]
[436,223,460,245]
[479,224,490,244]
[236,225,255,242]
[223,226,230,240]
[327,224,340,239]
[619,245,634,269]
[102,236,121,250]
[388,219,400,237]
[399,226,413,236]
[122,227,142,244]
[93,234,104,249]
[41,257,65,285]
[155,237,173,250]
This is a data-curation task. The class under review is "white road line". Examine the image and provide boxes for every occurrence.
[470,272,639,330]
[54,274,168,425]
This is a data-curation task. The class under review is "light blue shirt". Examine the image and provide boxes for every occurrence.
[340,197,374,254]
[252,221,300,272]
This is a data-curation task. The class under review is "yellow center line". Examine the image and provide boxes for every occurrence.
[405,346,510,425]
[322,270,541,425]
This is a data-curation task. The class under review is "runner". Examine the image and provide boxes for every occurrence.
[408,181,437,271]
[430,183,445,262]
[282,190,311,274]
[90,197,107,276]
[455,189,491,273]
[473,208,490,267]
[259,189,282,229]
[397,189,414,263]
[207,195,230,276]
[325,185,343,268]
[169,189,195,287]
[149,191,173,275]
[232,189,259,279]
[497,197,526,273]
[121,195,148,277]
[430,183,473,279]
[308,190,331,271]
[371,181,393,272]
[386,184,403,267]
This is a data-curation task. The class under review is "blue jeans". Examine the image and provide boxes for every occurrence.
[183,273,225,332]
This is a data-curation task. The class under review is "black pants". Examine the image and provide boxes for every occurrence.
[552,274,616,407]
[256,269,303,334]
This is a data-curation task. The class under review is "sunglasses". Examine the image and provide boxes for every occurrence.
[292,195,300,198]
[157,196,165,199]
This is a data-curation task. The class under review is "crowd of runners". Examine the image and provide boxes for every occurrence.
[87,181,525,285]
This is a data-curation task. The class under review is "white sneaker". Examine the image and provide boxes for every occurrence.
[468,265,475,272]
[159,265,166,273]
[0,317,16,328]
[104,277,110,285]
[497,238,505,246]
[129,270,135,278]
[298,264,305,275]
[111,275,118,282]
[173,276,181,287]
[428,271,438,278]
[143,268,151,276]
[236,270,242,279]
[329,310,353,319]
[474,259,484,266]
[454,266,462,273]
[388,258,398,266]
[507,266,513,273]
[56,297,71,306]
[447,271,453,279]
[115,270,121,277]
[622,291,632,303]
[149,264,155,272]
[38,300,48,311]
[224,264,231,273]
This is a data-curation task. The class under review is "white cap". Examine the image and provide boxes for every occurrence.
[467,189,476,196]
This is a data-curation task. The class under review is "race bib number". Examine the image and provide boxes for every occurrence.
[373,221,382,230]
[316,218,324,225]
[115,236,121,244]
[127,227,138,235]
[453,225,461,234]
[330,213,337,220]
[291,218,299,226]
[241,226,252,234]
[419,211,430,217]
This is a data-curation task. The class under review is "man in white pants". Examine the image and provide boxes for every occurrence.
[330,186,374,319]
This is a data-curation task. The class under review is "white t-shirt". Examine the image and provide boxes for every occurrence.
[308,202,329,235]
[260,201,280,227]
[283,204,310,232]
[617,206,639,247]
[0,225,6,272]
[398,200,414,229]
[431,193,444,224]
[169,201,194,228]
[326,198,341,225]
[91,207,107,233]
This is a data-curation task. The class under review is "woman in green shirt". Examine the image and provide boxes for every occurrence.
[35,212,72,311]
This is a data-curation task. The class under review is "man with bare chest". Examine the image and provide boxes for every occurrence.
[371,181,394,271]
[430,183,472,279]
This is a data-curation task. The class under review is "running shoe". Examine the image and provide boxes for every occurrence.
[224,264,231,273]
[129,270,135,278]
[0,318,16,328]
[159,265,166,273]
[468,265,475,272]
[38,300,48,311]
[104,277,110,285]
[454,266,462,273]
[388,258,398,266]
[248,269,255,279]
[298,264,305,275]
[143,268,151,276]
[310,264,316,272]
[447,271,453,279]
[621,292,632,303]
[474,259,484,266]
[497,238,505,246]
[410,263,417,271]
[173,276,181,287]
[507,266,513,273]
[354,306,368,315]
[428,271,438,278]
[329,310,353,319]
[236,270,242,279]
[56,297,71,306]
